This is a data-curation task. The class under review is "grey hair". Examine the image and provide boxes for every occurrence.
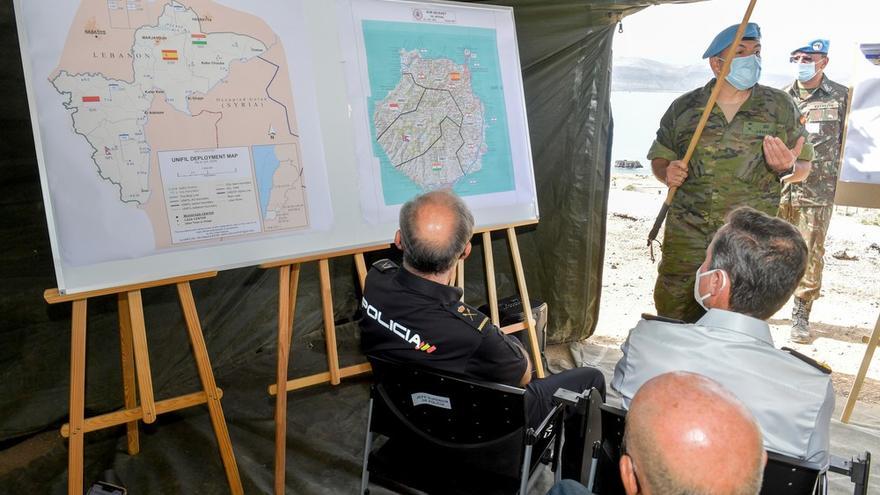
[709,206,808,320]
[399,191,474,274]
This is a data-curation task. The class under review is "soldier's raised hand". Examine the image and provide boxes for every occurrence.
[763,135,805,173]
[666,160,689,188]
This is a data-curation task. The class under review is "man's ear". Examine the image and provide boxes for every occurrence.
[461,241,472,261]
[619,454,640,495]
[709,269,732,310]
[709,56,723,78]
[394,230,403,251]
[818,56,829,72]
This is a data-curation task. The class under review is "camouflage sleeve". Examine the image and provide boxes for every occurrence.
[647,102,678,162]
[784,94,815,162]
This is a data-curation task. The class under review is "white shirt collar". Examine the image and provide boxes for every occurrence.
[697,308,774,346]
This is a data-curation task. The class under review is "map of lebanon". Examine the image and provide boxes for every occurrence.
[48,0,309,258]
[363,21,515,205]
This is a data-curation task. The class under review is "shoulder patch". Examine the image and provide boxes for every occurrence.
[641,313,687,325]
[781,347,832,374]
[445,302,491,332]
[371,259,398,273]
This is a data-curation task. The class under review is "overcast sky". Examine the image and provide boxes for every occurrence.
[612,0,879,84]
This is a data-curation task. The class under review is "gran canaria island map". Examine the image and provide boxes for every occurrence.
[373,48,487,192]
[20,0,322,278]
[362,18,516,206]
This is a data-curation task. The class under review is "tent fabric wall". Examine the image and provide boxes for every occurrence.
[0,0,667,445]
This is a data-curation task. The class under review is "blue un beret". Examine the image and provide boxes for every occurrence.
[792,39,830,55]
[702,22,762,59]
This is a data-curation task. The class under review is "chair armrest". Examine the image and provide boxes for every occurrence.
[829,452,872,495]
[552,387,589,415]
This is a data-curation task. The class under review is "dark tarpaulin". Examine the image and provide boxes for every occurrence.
[0,1,685,492]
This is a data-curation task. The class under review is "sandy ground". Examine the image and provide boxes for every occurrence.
[588,169,880,405]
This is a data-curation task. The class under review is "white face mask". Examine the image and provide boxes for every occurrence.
[694,267,728,310]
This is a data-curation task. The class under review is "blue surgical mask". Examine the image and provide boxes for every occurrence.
[797,62,817,82]
[724,54,762,90]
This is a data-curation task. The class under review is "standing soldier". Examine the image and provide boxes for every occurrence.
[648,23,814,323]
[779,39,849,343]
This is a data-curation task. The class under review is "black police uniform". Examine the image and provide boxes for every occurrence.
[359,260,606,478]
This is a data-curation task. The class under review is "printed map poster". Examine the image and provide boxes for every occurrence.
[836,42,880,208]
[338,0,538,225]
[14,0,332,293]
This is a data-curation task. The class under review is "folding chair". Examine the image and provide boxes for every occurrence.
[762,451,872,495]
[360,356,583,495]
[586,404,873,495]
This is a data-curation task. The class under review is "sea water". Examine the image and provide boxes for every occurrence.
[610,90,682,175]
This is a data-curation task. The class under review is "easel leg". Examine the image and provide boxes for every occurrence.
[117,293,140,455]
[319,259,341,385]
[354,253,368,292]
[482,232,500,326]
[176,282,243,495]
[507,227,545,379]
[126,290,157,423]
[841,312,880,423]
[68,299,87,495]
[274,264,300,495]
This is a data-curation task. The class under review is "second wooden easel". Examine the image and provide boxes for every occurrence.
[459,222,545,379]
[45,273,242,495]
[265,222,544,494]
[261,244,389,495]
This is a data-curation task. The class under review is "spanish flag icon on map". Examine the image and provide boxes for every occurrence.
[162,49,178,61]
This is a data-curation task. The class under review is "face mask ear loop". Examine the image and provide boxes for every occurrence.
[717,269,728,293]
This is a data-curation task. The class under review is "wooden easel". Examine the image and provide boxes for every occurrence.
[841,311,880,423]
[260,244,389,495]
[44,273,242,495]
[265,222,544,493]
[459,222,545,379]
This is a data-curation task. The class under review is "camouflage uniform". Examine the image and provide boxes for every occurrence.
[778,76,849,304]
[648,79,814,322]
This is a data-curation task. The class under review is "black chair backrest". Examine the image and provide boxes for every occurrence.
[760,451,822,494]
[369,356,528,449]
[591,404,824,495]
[592,404,627,495]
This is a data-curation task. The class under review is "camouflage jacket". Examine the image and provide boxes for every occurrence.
[780,76,849,207]
[648,80,814,235]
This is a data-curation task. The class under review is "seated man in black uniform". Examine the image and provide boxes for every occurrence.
[359,190,606,478]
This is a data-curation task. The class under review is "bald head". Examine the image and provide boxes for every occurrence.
[621,372,765,495]
[397,191,474,275]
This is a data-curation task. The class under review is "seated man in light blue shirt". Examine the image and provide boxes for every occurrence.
[612,206,834,466]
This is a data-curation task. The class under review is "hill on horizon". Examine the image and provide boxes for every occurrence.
[612,57,792,92]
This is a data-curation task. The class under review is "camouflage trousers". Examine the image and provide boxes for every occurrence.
[653,216,717,323]
[778,203,834,302]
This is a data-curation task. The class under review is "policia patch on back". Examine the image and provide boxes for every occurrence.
[445,302,491,332]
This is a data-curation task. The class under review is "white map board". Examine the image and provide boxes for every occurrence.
[14,0,538,294]
[338,0,538,224]
[836,43,880,208]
